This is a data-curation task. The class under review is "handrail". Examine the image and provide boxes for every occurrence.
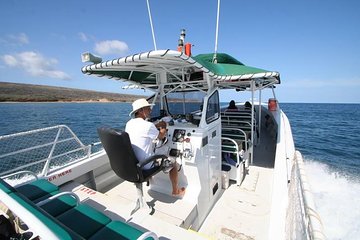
[221,136,241,166]
[295,151,326,240]
[0,125,71,140]
[287,151,326,240]
[221,126,250,185]
[0,145,91,176]
[222,127,248,152]
[36,191,80,207]
[0,125,98,178]
[0,136,77,159]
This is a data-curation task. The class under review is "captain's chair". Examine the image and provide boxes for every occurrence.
[97,127,166,214]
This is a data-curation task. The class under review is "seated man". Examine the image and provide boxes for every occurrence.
[125,98,185,197]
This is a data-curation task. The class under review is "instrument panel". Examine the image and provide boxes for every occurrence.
[172,129,186,142]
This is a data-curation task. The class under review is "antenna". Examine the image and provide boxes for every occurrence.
[213,0,221,63]
[146,0,157,50]
[177,29,186,52]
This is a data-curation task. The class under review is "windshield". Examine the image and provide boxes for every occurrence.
[150,92,205,119]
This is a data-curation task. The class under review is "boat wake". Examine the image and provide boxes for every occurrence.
[304,160,360,239]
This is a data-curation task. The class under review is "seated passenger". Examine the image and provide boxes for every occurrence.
[225,100,238,112]
[125,98,185,197]
[244,101,252,110]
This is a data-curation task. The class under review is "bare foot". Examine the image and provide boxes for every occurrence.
[172,187,186,198]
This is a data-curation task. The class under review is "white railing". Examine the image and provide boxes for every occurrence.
[0,125,101,178]
[286,151,326,240]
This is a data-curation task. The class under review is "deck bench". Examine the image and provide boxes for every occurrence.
[0,178,83,239]
[16,178,59,202]
[38,193,79,217]
[0,178,158,239]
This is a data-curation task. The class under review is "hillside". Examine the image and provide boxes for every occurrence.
[0,82,144,102]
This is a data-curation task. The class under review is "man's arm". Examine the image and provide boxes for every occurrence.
[155,121,167,140]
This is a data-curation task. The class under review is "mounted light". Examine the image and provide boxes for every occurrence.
[81,52,102,64]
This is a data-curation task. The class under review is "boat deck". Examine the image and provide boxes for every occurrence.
[61,180,206,240]
[105,180,197,228]
[62,163,274,240]
[197,121,276,239]
[199,166,273,240]
[59,117,276,239]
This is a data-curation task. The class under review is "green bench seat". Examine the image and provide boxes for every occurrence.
[7,191,84,240]
[16,178,59,201]
[89,221,150,240]
[57,204,112,239]
[40,194,78,217]
[0,178,157,239]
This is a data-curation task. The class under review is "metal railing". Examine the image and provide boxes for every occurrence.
[286,151,326,240]
[0,125,101,178]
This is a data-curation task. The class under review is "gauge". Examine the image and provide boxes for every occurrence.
[172,129,186,142]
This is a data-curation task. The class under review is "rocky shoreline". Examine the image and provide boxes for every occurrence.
[0,82,143,102]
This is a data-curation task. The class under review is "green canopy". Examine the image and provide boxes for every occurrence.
[81,50,280,92]
[193,53,271,76]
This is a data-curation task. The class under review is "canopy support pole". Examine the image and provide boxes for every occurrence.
[250,81,254,165]
[258,87,262,142]
[146,0,157,50]
[213,0,221,63]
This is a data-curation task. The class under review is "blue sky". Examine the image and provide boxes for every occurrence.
[1,0,359,103]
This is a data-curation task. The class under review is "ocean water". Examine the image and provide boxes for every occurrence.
[0,102,359,239]
[281,103,360,239]
[0,102,132,145]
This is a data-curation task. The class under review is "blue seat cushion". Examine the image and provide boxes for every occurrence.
[9,192,84,240]
[89,221,150,240]
[40,194,78,217]
[57,204,111,239]
[16,179,59,201]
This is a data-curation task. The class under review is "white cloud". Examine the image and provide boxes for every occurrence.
[2,55,18,66]
[78,32,89,42]
[94,40,129,55]
[1,33,29,46]
[1,51,70,80]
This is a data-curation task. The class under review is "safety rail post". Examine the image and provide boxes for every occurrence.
[41,126,63,176]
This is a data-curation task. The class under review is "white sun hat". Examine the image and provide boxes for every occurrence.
[129,98,154,117]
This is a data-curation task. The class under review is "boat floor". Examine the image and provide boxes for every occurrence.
[197,124,276,239]
[105,180,196,228]
[61,180,206,240]
[103,150,274,240]
[61,163,273,240]
[60,124,276,239]
[199,166,273,240]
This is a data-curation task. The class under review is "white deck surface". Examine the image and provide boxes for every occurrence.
[59,121,276,239]
[62,164,273,240]
[199,166,273,240]
[61,180,206,240]
[105,180,197,227]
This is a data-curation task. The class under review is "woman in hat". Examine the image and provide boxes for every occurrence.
[125,98,185,197]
